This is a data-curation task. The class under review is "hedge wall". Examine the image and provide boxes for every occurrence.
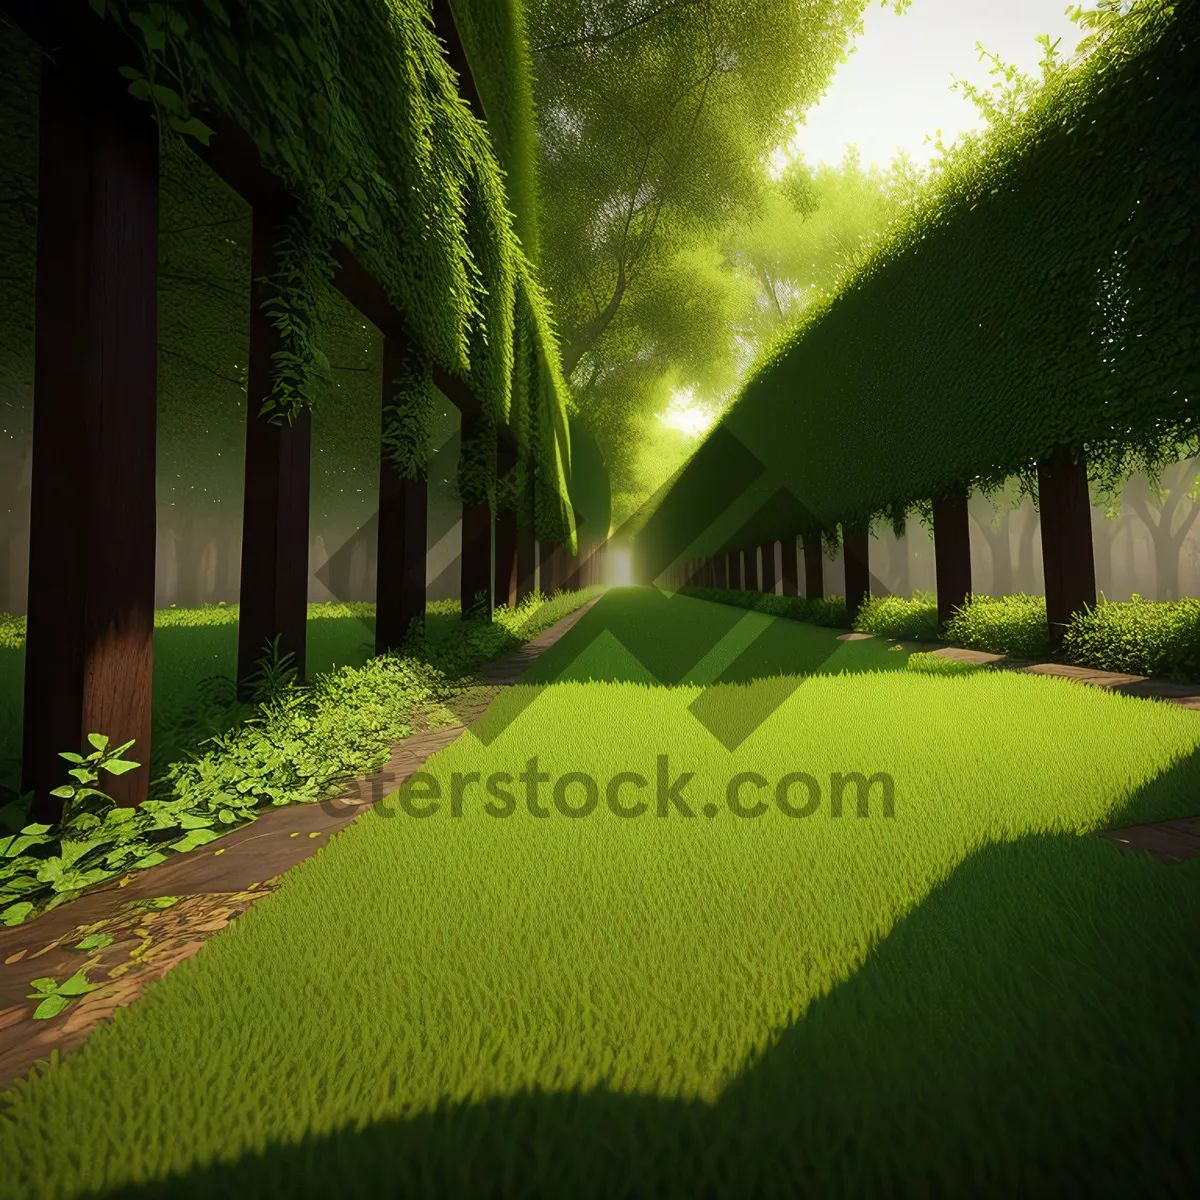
[648,0,1197,560]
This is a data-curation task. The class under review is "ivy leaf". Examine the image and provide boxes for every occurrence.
[73,933,114,951]
[32,995,69,1020]
[169,116,216,146]
[103,759,141,777]
[57,969,102,997]
[1,901,34,927]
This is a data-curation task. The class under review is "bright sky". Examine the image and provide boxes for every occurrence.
[786,0,1087,170]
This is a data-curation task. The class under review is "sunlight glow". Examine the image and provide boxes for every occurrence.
[606,547,633,587]
[657,388,717,440]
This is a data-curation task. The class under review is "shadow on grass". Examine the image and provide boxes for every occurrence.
[522,587,910,689]
[103,752,1200,1200]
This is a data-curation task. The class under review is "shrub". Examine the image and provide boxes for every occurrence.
[1063,595,1200,682]
[943,594,1052,659]
[854,591,939,640]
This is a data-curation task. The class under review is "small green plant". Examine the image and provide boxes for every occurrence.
[243,635,300,703]
[26,968,102,1020]
[0,589,600,927]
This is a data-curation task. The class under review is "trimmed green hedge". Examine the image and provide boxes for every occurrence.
[651,1,1197,556]
[678,586,849,628]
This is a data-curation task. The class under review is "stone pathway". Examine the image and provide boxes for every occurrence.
[0,597,599,1088]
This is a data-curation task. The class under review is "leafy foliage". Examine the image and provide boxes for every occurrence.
[656,2,1197,552]
[942,595,1053,660]
[853,592,940,641]
[0,589,600,927]
[88,0,575,534]
[1063,595,1200,681]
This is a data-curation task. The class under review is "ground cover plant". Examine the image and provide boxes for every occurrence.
[0,589,600,928]
[1,589,1196,1197]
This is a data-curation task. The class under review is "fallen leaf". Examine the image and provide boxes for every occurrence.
[4,950,27,965]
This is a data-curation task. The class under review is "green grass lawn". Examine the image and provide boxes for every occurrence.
[1,588,1197,1197]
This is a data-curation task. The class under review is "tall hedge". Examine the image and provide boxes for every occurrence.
[651,0,1197,558]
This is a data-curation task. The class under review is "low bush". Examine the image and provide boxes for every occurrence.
[853,591,939,640]
[678,586,850,628]
[943,594,1052,659]
[0,588,601,927]
[1063,595,1200,682]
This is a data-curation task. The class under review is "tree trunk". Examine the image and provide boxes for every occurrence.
[237,208,312,692]
[781,536,799,597]
[22,60,159,816]
[1037,446,1095,644]
[803,536,824,600]
[376,337,427,652]
[933,492,972,630]
[759,542,776,594]
[844,526,870,620]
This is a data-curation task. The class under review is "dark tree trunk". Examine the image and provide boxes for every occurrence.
[22,61,159,817]
[803,536,825,600]
[1037,446,1095,644]
[759,542,777,595]
[494,509,518,608]
[844,526,870,619]
[724,552,737,590]
[933,491,972,630]
[516,510,536,603]
[237,209,312,693]
[781,536,799,597]
[459,414,492,620]
[376,337,427,652]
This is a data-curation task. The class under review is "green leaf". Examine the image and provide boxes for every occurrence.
[56,969,102,997]
[168,116,216,146]
[142,896,180,911]
[132,852,168,870]
[58,752,85,764]
[49,786,76,799]
[32,995,69,1020]
[73,933,114,951]
[28,978,58,994]
[88,0,106,18]
[1,901,34,927]
[87,733,110,752]
[103,759,141,777]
